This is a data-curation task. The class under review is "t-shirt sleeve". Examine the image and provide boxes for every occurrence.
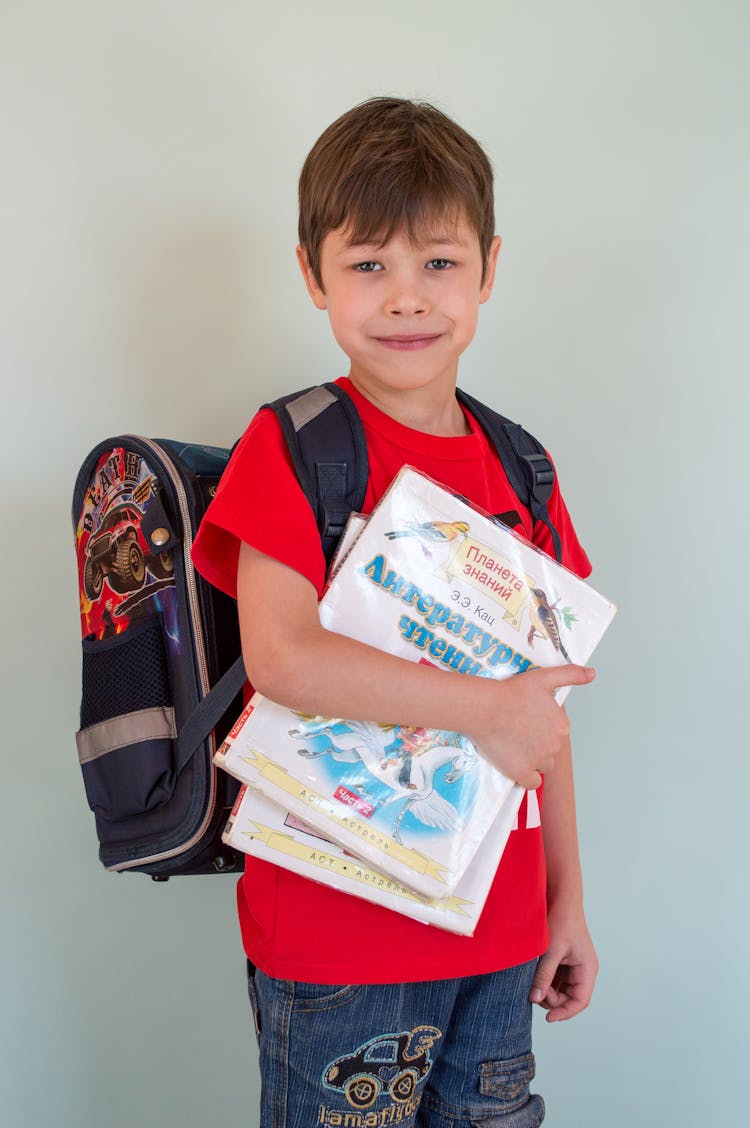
[191,408,327,599]
[530,453,592,580]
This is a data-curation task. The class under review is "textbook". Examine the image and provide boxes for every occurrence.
[222,784,522,935]
[215,467,616,899]
[326,511,367,582]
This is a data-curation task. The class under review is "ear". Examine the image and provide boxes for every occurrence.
[479,236,502,304]
[296,245,327,310]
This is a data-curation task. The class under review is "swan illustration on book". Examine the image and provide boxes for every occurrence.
[288,716,477,844]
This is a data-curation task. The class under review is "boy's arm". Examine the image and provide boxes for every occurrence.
[237,544,595,790]
[529,731,599,1021]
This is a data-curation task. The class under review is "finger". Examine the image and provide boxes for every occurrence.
[517,770,543,791]
[536,664,596,691]
[529,951,559,1004]
[544,966,596,1021]
[537,986,565,1011]
[545,992,590,1022]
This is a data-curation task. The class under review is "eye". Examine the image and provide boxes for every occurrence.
[426,258,454,271]
[353,261,383,272]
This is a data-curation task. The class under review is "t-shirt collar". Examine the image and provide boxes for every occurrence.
[335,376,485,461]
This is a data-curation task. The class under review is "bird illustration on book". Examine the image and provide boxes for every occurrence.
[527,586,572,663]
[384,520,470,546]
[385,516,469,557]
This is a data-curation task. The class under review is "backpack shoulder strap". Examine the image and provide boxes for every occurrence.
[455,388,563,564]
[264,382,369,563]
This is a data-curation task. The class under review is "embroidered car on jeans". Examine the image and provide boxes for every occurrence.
[322,1025,442,1111]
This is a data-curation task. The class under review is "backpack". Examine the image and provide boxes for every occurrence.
[72,383,560,879]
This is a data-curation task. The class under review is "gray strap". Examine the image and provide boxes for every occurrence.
[284,385,337,431]
[76,706,176,764]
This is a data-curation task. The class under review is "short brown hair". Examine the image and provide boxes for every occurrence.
[298,97,495,288]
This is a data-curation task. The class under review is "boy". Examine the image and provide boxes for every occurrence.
[193,97,597,1127]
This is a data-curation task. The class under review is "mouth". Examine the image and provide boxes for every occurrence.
[374,333,442,351]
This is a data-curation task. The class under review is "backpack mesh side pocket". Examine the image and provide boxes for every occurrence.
[77,616,177,819]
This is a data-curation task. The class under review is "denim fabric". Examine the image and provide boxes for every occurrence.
[247,959,544,1128]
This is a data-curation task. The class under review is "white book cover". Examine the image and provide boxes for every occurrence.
[215,467,616,899]
[326,511,367,582]
[223,785,522,935]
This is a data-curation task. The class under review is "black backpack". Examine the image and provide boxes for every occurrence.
[72,383,560,879]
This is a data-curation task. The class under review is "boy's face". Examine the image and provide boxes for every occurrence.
[297,216,500,403]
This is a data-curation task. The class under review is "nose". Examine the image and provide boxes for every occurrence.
[384,268,429,317]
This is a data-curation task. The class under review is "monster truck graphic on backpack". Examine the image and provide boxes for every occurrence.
[323,1024,441,1109]
[83,490,173,601]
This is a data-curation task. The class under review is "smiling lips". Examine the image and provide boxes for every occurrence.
[374,333,443,350]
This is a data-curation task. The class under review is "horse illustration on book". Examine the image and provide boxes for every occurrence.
[289,717,477,845]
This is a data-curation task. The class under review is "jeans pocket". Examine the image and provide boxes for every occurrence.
[478,1052,536,1107]
[291,980,363,1013]
[246,961,261,1038]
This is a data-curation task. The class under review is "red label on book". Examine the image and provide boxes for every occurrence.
[333,785,375,819]
[229,701,255,740]
[230,785,246,818]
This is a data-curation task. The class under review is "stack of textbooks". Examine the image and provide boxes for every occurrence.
[216,467,617,934]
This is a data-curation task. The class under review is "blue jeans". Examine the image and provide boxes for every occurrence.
[246,960,545,1128]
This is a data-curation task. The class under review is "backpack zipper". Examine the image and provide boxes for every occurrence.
[107,436,216,872]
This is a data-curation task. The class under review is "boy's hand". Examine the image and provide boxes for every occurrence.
[529,905,599,1022]
[470,665,595,789]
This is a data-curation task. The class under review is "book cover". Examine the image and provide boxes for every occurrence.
[323,467,613,706]
[326,511,367,583]
[222,785,521,935]
[215,467,616,899]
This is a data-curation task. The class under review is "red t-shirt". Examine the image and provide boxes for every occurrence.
[192,377,591,984]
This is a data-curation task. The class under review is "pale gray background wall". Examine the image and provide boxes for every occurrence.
[2,2,747,1126]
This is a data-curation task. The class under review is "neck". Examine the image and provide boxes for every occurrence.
[347,371,470,437]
